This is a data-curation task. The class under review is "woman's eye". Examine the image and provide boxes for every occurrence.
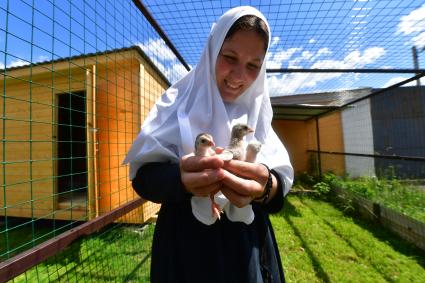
[223,54,236,62]
[248,63,260,70]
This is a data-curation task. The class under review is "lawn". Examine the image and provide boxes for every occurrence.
[5,195,425,282]
[9,223,154,282]
[273,195,425,282]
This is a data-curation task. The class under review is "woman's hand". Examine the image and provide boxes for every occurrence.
[220,160,277,207]
[179,153,225,197]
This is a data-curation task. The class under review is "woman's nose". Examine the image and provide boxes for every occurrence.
[230,64,245,82]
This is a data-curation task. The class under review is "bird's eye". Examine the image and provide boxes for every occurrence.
[201,138,207,143]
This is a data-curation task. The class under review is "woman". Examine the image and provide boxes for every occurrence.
[124,6,293,283]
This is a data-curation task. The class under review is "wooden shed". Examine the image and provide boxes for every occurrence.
[0,46,168,222]
[271,88,372,177]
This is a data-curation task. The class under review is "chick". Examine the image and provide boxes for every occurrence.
[245,141,262,163]
[225,123,254,161]
[194,133,215,157]
[194,133,222,219]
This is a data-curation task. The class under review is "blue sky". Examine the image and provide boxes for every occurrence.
[1,0,424,96]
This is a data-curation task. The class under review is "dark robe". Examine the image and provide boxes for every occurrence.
[132,162,286,283]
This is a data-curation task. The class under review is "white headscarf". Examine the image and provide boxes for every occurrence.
[123,6,293,196]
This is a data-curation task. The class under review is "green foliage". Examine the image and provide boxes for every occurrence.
[294,171,318,187]
[294,172,425,223]
[313,182,331,196]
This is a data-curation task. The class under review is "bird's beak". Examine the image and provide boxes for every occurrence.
[209,140,215,147]
[248,127,254,133]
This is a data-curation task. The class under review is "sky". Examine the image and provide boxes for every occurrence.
[1,0,424,96]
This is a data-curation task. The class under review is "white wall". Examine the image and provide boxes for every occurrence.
[341,98,376,177]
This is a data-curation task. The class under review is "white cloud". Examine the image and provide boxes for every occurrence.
[137,38,177,62]
[0,55,50,70]
[316,47,332,57]
[268,47,386,96]
[344,47,386,66]
[397,4,425,48]
[397,4,425,35]
[266,47,301,69]
[8,59,29,68]
[271,36,280,46]
[382,76,424,88]
[163,63,188,81]
[136,38,188,82]
[309,38,315,44]
[311,47,385,69]
[412,32,425,48]
[288,50,314,68]
[36,55,49,63]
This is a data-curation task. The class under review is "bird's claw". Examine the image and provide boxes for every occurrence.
[211,202,223,219]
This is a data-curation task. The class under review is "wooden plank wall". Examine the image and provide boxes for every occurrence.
[272,111,345,176]
[0,49,167,222]
[95,50,166,221]
[0,67,87,219]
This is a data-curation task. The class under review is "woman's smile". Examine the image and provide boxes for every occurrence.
[215,29,266,103]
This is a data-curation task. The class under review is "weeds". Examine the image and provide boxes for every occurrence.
[295,172,425,222]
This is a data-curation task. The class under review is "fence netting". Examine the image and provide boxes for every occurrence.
[0,0,180,280]
[1,0,425,281]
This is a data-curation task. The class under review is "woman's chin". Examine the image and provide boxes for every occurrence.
[220,91,242,103]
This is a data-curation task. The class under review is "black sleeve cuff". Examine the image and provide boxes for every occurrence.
[132,162,192,204]
[261,169,285,214]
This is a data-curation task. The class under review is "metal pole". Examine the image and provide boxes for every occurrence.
[412,46,421,88]
[315,116,322,180]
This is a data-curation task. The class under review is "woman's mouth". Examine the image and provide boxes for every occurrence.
[225,80,242,91]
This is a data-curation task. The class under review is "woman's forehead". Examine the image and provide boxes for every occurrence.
[221,30,266,60]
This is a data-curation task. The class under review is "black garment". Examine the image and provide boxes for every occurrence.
[133,162,285,283]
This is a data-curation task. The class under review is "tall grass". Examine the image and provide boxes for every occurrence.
[296,172,425,223]
[272,195,425,282]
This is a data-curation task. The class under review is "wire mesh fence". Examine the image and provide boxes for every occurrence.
[1,0,425,281]
[0,0,175,279]
[9,216,155,282]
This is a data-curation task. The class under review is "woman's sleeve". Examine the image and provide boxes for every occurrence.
[132,162,192,203]
[260,169,286,213]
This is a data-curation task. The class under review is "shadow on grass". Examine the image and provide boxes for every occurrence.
[280,201,331,283]
[351,212,425,269]
[281,198,302,218]
[300,199,394,282]
[305,197,425,270]
[124,253,151,282]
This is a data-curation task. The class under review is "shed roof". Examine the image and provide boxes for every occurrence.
[271,88,372,120]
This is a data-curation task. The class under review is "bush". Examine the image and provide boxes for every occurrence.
[313,182,331,196]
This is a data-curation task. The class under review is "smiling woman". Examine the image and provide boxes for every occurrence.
[215,15,269,103]
[124,5,294,283]
[216,29,266,102]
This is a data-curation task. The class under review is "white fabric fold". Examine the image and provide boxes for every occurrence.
[123,6,294,226]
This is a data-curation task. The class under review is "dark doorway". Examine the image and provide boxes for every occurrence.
[57,91,87,206]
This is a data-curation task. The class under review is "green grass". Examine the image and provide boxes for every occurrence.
[10,223,154,282]
[4,196,425,282]
[272,195,425,283]
[1,221,54,261]
[342,178,425,222]
[303,173,425,223]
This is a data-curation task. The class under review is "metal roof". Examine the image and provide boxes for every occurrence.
[271,88,373,120]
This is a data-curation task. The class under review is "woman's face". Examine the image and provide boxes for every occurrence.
[215,30,266,103]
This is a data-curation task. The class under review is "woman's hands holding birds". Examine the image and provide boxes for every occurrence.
[179,153,225,197]
[211,146,276,208]
[219,160,274,207]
